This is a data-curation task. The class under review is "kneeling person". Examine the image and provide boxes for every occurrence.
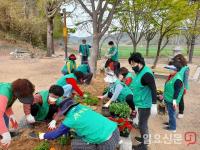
[76,63,93,84]
[98,71,135,114]
[39,98,120,150]
[24,85,64,129]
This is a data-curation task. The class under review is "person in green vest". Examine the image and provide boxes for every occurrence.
[128,53,157,149]
[163,62,184,132]
[61,54,77,75]
[24,85,64,130]
[79,39,91,64]
[0,79,35,149]
[56,71,85,98]
[76,63,93,84]
[172,54,189,119]
[97,71,135,115]
[38,98,120,150]
[105,41,120,76]
[119,67,135,91]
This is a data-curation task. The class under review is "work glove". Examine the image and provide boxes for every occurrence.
[103,100,112,108]
[0,132,11,148]
[26,114,35,124]
[83,94,89,99]
[48,120,56,130]
[97,96,104,100]
[9,115,18,129]
[88,57,90,60]
[39,132,45,140]
[151,104,158,116]
[173,99,177,110]
[79,53,82,56]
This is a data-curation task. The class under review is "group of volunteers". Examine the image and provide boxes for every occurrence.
[0,39,189,150]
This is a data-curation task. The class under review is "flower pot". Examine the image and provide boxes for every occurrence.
[101,107,111,117]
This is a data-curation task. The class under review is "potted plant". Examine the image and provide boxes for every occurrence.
[108,117,132,137]
[109,102,130,118]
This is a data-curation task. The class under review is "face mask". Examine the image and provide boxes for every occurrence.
[48,96,57,104]
[132,65,140,73]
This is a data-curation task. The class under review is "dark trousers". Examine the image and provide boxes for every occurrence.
[179,95,184,114]
[83,73,93,84]
[138,108,151,144]
[81,56,88,64]
[31,104,58,120]
[107,93,135,111]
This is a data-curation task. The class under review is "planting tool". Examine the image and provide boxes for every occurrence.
[28,131,39,139]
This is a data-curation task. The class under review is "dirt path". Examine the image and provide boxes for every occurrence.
[0,53,200,150]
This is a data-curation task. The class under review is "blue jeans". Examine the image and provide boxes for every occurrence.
[165,101,176,130]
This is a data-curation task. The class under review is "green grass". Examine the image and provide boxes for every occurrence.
[68,43,200,59]
[100,45,200,59]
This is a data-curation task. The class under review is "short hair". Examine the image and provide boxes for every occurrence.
[74,71,84,81]
[119,67,129,77]
[173,54,187,66]
[49,85,64,97]
[12,79,35,98]
[128,52,145,65]
[108,41,114,45]
[82,39,86,43]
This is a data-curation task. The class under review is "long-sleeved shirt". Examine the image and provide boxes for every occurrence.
[66,78,84,97]
[140,72,157,104]
[44,123,70,140]
[167,74,183,99]
[103,83,123,101]
[0,95,14,134]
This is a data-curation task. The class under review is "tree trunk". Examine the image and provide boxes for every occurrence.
[146,40,150,56]
[133,43,137,53]
[188,35,196,63]
[186,41,190,55]
[90,34,100,74]
[152,37,162,68]
[46,18,54,57]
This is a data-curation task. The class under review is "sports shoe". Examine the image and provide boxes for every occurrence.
[163,122,169,126]
[163,127,176,132]
[135,136,143,143]
[177,114,184,119]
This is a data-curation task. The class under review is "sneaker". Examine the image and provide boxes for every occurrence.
[132,143,148,150]
[177,114,184,119]
[135,136,143,143]
[163,127,176,132]
[163,122,169,126]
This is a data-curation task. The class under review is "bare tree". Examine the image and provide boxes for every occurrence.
[144,28,157,56]
[77,0,121,73]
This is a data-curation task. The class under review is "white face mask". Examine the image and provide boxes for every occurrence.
[48,96,57,103]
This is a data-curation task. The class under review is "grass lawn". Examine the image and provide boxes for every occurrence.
[100,44,200,59]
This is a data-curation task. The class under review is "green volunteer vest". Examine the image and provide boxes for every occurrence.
[164,73,184,104]
[56,73,77,86]
[0,83,13,108]
[62,104,117,144]
[132,66,153,108]
[109,46,118,61]
[35,90,62,121]
[61,60,76,74]
[76,64,89,74]
[79,44,90,56]
[179,66,189,90]
[125,72,135,91]
[109,80,133,102]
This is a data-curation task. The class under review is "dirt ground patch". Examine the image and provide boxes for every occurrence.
[0,51,200,150]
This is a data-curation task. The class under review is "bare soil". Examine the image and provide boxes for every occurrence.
[0,43,200,150]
